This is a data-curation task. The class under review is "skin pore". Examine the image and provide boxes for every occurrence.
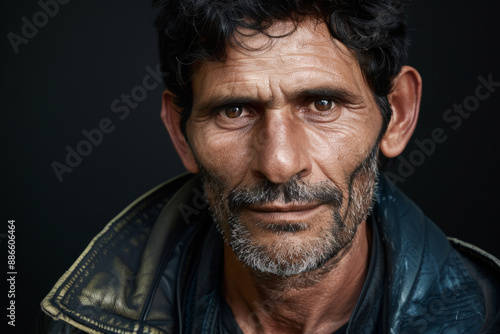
[162,16,422,334]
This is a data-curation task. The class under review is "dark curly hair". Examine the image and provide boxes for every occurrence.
[153,0,408,139]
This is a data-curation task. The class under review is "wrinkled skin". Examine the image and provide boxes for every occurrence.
[187,19,383,277]
[163,17,421,334]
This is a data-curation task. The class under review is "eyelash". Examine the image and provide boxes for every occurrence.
[300,98,342,121]
[308,99,336,112]
[213,106,256,128]
[219,106,252,119]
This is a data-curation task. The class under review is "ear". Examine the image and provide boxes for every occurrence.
[379,66,422,158]
[161,90,200,173]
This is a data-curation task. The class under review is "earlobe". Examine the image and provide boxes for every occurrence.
[161,90,200,173]
[379,66,422,158]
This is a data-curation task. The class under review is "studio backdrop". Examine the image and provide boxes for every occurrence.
[1,1,499,333]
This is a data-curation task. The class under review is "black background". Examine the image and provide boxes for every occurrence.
[1,1,499,333]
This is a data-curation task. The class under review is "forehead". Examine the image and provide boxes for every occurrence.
[192,18,370,105]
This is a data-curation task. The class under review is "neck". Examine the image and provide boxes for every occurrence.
[223,219,372,334]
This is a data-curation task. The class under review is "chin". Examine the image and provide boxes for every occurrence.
[222,212,356,277]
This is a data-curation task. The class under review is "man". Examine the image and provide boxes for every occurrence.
[39,0,500,333]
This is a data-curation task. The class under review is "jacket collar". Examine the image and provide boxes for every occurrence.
[375,175,488,333]
[41,173,499,333]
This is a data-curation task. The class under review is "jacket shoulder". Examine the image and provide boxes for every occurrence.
[448,237,500,278]
[376,175,500,333]
[449,238,500,334]
[40,173,200,334]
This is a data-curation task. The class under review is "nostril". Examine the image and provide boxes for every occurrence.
[296,169,309,179]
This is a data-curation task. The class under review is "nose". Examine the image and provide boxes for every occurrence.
[251,110,312,184]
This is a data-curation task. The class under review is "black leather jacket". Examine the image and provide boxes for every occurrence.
[39,173,500,333]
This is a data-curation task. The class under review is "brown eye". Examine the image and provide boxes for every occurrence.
[222,107,244,118]
[313,99,334,112]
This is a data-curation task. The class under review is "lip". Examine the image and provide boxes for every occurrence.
[244,203,324,222]
[247,203,321,213]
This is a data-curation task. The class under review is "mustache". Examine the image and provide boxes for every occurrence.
[227,177,343,211]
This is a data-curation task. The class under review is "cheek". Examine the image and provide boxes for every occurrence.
[305,117,379,184]
[190,124,253,183]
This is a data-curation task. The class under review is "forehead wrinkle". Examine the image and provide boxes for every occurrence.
[192,19,372,111]
[194,63,367,112]
[199,51,359,90]
[226,43,354,73]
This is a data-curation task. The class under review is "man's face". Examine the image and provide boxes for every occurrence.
[186,19,383,277]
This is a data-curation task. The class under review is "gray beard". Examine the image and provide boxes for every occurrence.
[200,146,379,277]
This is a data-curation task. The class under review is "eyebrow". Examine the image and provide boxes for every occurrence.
[194,87,364,115]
